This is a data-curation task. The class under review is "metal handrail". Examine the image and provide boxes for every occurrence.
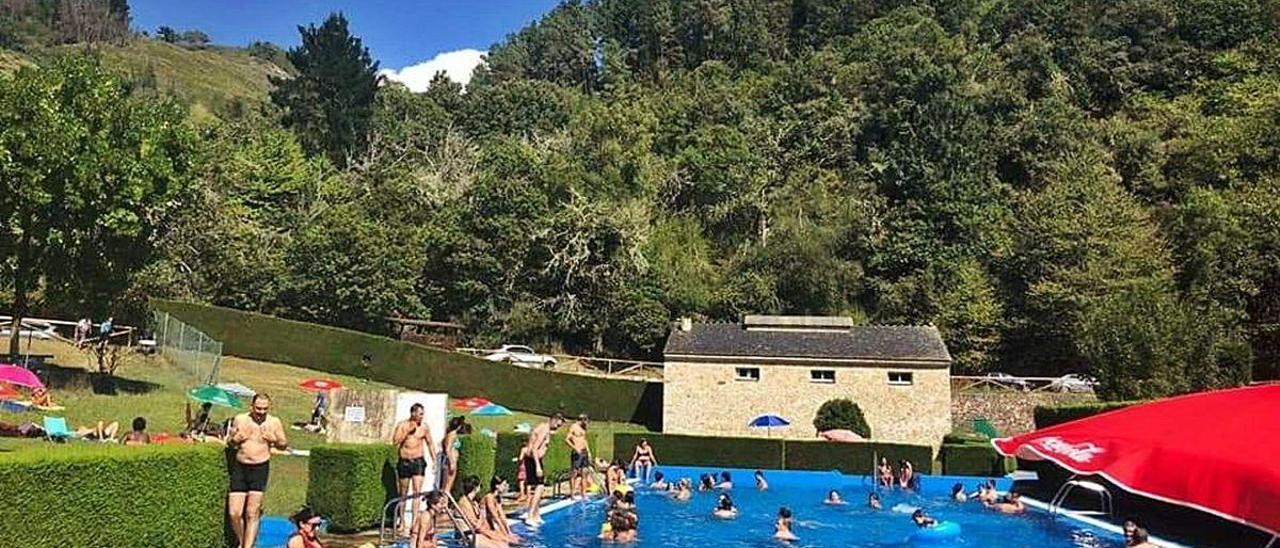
[378,489,474,548]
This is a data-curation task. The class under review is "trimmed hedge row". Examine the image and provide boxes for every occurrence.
[785,440,934,475]
[611,433,934,473]
[153,299,663,428]
[1033,401,1143,429]
[493,432,575,484]
[307,444,397,532]
[453,434,497,497]
[0,444,226,547]
[940,444,1014,476]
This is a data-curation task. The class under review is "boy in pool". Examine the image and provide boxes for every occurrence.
[699,474,715,491]
[773,507,797,541]
[867,492,882,509]
[716,471,733,490]
[824,490,846,505]
[986,491,1026,514]
[651,471,669,490]
[951,483,968,502]
[713,493,738,519]
[911,509,938,528]
[754,470,768,490]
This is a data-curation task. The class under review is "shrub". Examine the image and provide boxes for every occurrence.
[941,444,1014,476]
[493,431,574,487]
[942,431,989,445]
[813,398,871,438]
[307,444,397,532]
[614,433,785,469]
[0,444,226,548]
[784,440,933,474]
[454,433,497,496]
[154,299,663,428]
[1033,401,1143,429]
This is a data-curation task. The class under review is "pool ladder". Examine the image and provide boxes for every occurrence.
[378,490,475,548]
[1048,475,1113,518]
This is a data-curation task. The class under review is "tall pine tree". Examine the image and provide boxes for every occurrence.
[270,13,379,167]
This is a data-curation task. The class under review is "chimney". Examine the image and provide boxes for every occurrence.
[679,317,692,332]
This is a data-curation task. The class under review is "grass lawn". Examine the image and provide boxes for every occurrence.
[0,339,649,515]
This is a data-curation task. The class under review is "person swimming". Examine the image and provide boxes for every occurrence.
[824,490,846,505]
[951,482,967,502]
[672,478,693,501]
[867,492,882,510]
[1128,526,1156,548]
[713,493,738,519]
[986,491,1025,514]
[699,474,715,491]
[650,471,669,490]
[977,479,998,504]
[716,471,733,490]
[911,509,938,528]
[754,469,768,491]
[773,507,797,541]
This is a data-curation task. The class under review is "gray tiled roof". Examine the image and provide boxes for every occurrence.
[663,322,952,364]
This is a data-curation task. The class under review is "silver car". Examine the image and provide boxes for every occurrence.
[483,345,558,368]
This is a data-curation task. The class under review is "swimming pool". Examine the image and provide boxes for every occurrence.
[514,466,1125,547]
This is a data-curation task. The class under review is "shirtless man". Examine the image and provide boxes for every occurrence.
[522,413,565,526]
[228,393,288,548]
[986,491,1026,514]
[566,414,593,500]
[394,403,438,533]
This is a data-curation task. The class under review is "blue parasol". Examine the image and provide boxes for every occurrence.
[470,403,513,416]
[748,414,791,437]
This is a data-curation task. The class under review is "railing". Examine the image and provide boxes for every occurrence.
[151,310,223,385]
[455,348,664,379]
[379,490,474,548]
[951,375,1078,393]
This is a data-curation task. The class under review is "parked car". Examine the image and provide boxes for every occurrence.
[984,371,1030,391]
[483,345,558,368]
[1050,373,1098,393]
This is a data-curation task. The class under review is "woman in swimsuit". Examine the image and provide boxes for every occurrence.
[877,457,893,488]
[456,475,510,548]
[629,438,657,482]
[411,492,445,548]
[286,506,325,548]
[441,417,468,495]
[482,476,521,545]
[774,507,798,541]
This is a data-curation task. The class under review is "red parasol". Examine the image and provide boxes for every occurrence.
[0,382,18,400]
[0,364,43,389]
[993,384,1280,536]
[298,378,344,392]
[451,396,490,410]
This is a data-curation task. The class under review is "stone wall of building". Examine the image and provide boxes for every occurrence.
[663,360,952,449]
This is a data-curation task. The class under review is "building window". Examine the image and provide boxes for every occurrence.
[888,371,913,386]
[735,367,761,382]
[810,369,836,383]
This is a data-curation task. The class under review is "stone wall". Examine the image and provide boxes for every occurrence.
[663,360,951,448]
[951,390,1097,435]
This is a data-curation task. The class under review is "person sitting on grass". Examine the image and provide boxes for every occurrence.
[773,507,798,541]
[411,492,446,548]
[650,471,669,491]
[911,509,937,528]
[867,492,882,510]
[985,491,1025,514]
[716,471,733,490]
[824,490,846,505]
[286,506,325,548]
[713,493,738,519]
[754,470,768,490]
[951,483,967,502]
[456,475,510,548]
[123,417,151,446]
[75,420,119,442]
[482,476,521,545]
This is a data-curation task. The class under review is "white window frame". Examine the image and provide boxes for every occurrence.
[810,369,836,384]
[887,371,914,386]
[734,367,761,382]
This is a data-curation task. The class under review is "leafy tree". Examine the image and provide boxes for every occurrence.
[0,55,197,354]
[814,399,871,438]
[270,12,379,167]
[156,25,177,43]
[179,29,208,47]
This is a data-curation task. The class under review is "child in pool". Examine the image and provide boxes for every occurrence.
[716,471,733,490]
[951,482,968,502]
[773,507,797,541]
[912,509,938,528]
[713,493,738,519]
[824,490,846,505]
[867,492,882,510]
[650,471,669,490]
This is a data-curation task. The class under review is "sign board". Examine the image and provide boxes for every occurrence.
[343,406,366,423]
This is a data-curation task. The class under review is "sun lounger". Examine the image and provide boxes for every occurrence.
[43,416,73,442]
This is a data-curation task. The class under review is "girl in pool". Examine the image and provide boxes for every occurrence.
[897,460,917,491]
[951,482,968,502]
[867,492,882,510]
[713,493,738,519]
[410,492,446,548]
[911,509,938,528]
[650,471,669,490]
[877,457,894,487]
[754,470,768,490]
[600,510,638,542]
[716,471,733,490]
[773,507,797,541]
[698,474,715,491]
[606,462,626,496]
[824,490,846,505]
[672,478,693,501]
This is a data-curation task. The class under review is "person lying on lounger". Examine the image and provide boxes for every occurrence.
[75,421,119,441]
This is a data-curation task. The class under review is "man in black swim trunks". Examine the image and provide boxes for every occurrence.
[566,413,593,499]
[228,393,289,548]
[523,413,564,526]
[392,403,437,534]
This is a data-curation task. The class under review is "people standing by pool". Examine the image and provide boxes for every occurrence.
[456,475,511,547]
[228,393,289,548]
[566,413,593,500]
[522,413,564,527]
[286,506,324,548]
[754,469,768,490]
[630,438,657,482]
[911,509,937,528]
[951,483,968,502]
[441,416,470,496]
[411,492,446,548]
[717,471,733,490]
[985,491,1026,514]
[123,416,150,446]
[867,492,882,510]
[393,403,438,534]
[824,490,846,505]
[713,493,738,519]
[774,507,798,541]
[482,476,521,545]
[877,457,894,487]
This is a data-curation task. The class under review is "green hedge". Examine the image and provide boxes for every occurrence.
[307,444,397,532]
[784,440,933,474]
[453,434,496,496]
[154,300,663,428]
[614,433,785,469]
[941,444,1014,476]
[1033,401,1143,429]
[0,444,226,547]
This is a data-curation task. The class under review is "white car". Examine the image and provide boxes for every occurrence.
[1051,373,1098,393]
[483,345,557,368]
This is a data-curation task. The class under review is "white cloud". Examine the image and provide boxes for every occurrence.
[379,48,486,92]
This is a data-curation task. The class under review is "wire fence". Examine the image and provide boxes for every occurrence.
[151,310,223,385]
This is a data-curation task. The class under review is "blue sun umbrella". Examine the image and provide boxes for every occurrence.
[748,414,791,437]
[470,403,513,416]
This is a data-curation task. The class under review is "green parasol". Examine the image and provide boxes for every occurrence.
[188,384,243,409]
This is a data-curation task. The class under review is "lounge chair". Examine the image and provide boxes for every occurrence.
[43,416,73,442]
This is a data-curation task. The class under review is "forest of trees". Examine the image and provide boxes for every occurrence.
[4,0,1280,400]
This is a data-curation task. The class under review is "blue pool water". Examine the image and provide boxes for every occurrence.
[515,466,1125,547]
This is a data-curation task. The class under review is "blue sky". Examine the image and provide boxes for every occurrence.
[130,1,562,87]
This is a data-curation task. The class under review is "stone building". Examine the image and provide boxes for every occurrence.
[662,315,952,448]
